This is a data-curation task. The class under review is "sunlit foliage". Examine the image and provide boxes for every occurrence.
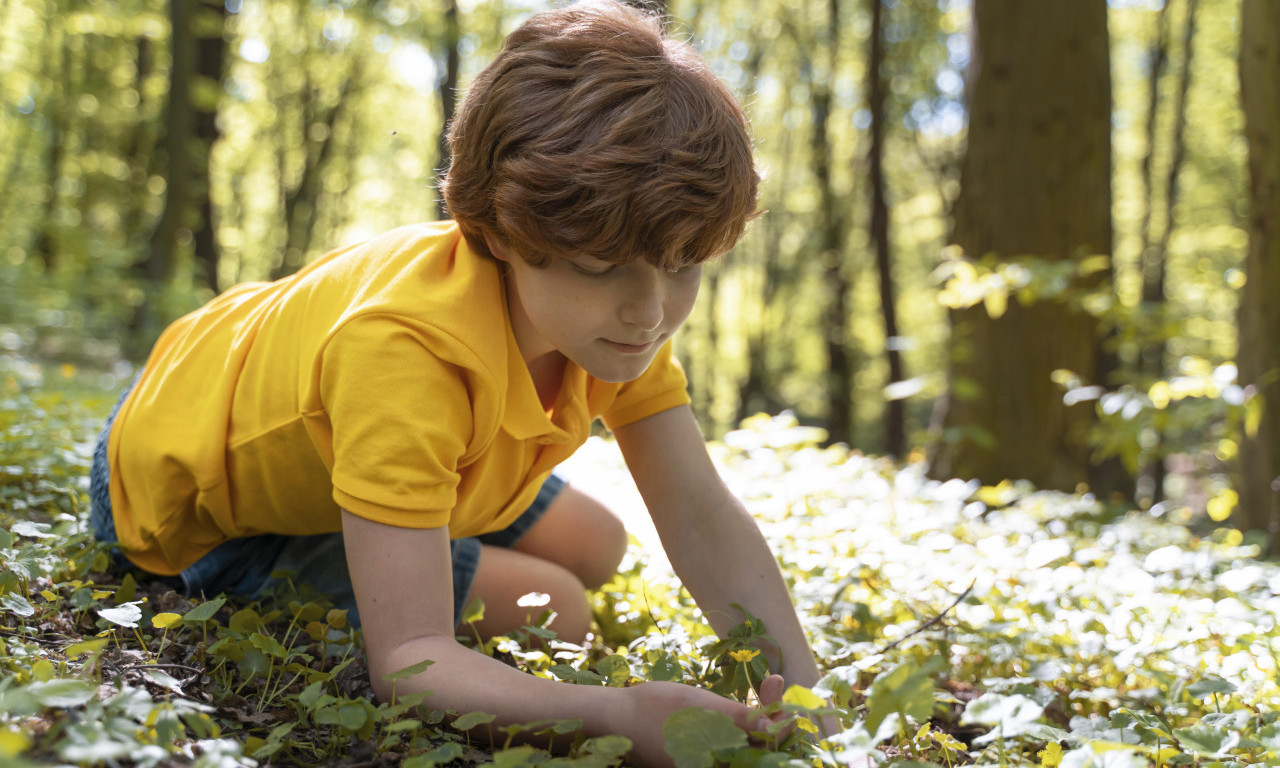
[3,370,1279,766]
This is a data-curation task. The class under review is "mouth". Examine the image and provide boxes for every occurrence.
[603,338,658,354]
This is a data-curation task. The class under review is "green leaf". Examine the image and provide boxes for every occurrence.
[299,681,324,711]
[962,693,1045,744]
[814,666,859,708]
[384,658,435,682]
[97,601,142,627]
[403,742,465,768]
[10,521,53,539]
[460,597,485,624]
[491,745,540,768]
[1174,725,1240,757]
[453,711,497,730]
[595,654,630,686]
[229,607,262,633]
[116,572,136,602]
[182,596,226,623]
[237,648,270,680]
[246,723,295,759]
[337,702,368,731]
[1187,676,1237,699]
[27,679,95,708]
[647,651,684,682]
[865,661,934,734]
[662,707,748,768]
[581,734,631,760]
[1257,723,1280,753]
[550,664,605,685]
[0,593,34,617]
[781,685,825,711]
[249,632,289,658]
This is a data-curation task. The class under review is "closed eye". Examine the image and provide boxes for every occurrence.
[567,260,616,277]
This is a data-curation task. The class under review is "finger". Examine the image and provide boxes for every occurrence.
[758,674,785,707]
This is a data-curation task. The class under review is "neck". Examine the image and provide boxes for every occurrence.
[527,352,568,410]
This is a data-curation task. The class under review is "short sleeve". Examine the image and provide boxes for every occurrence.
[599,340,691,430]
[320,315,481,528]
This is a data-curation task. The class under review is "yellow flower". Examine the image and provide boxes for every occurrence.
[1037,743,1064,768]
[729,648,760,663]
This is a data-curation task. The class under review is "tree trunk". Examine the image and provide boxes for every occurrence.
[192,0,228,293]
[1235,0,1280,553]
[31,24,70,273]
[1136,0,1197,506]
[930,0,1116,492]
[136,0,197,345]
[867,0,905,458]
[435,0,460,220]
[274,67,357,279]
[814,0,853,446]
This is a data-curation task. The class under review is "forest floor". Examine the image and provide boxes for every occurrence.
[3,357,1280,767]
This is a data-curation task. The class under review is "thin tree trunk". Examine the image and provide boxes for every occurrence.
[814,0,853,445]
[867,0,904,458]
[143,0,196,319]
[1139,0,1198,504]
[1235,0,1280,553]
[274,69,357,279]
[191,1,228,293]
[1133,0,1172,505]
[32,27,70,273]
[435,0,460,220]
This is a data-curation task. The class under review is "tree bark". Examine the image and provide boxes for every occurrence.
[136,0,197,345]
[814,0,853,446]
[192,0,229,293]
[867,0,905,458]
[931,0,1117,492]
[1235,0,1280,553]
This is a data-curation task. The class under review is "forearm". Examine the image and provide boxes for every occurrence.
[659,496,821,688]
[373,635,615,730]
[370,635,759,768]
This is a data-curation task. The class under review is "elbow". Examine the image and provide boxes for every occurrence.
[365,634,458,703]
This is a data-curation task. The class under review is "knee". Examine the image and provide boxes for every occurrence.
[574,500,628,590]
[537,565,593,643]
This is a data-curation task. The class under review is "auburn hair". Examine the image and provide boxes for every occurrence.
[441,0,759,270]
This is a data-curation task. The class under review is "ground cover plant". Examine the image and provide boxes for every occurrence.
[3,354,1280,767]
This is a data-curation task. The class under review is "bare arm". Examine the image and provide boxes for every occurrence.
[341,509,770,767]
[613,406,823,689]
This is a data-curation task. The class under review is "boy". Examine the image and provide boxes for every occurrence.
[90,1,826,764]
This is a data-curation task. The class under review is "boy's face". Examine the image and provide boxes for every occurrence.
[488,237,702,383]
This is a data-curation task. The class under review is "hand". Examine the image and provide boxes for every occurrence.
[615,678,797,768]
[757,674,840,743]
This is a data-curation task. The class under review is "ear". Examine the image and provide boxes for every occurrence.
[483,230,513,263]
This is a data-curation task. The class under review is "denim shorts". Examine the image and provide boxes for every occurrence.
[88,377,563,628]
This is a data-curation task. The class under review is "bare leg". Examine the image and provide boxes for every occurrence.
[463,484,628,642]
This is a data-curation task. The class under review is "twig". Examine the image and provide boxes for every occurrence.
[875,580,976,655]
[114,662,205,676]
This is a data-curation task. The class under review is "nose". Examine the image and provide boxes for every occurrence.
[619,266,665,332]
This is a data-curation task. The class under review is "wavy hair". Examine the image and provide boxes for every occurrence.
[441,0,759,270]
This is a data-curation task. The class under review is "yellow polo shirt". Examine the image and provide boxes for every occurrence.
[107,221,690,576]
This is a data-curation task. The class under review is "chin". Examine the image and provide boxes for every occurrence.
[580,356,656,384]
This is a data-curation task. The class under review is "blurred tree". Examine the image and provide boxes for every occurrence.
[435,0,459,219]
[140,0,226,342]
[930,0,1125,493]
[29,9,70,274]
[866,0,904,458]
[811,0,854,446]
[1235,0,1280,553]
[1135,0,1197,505]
